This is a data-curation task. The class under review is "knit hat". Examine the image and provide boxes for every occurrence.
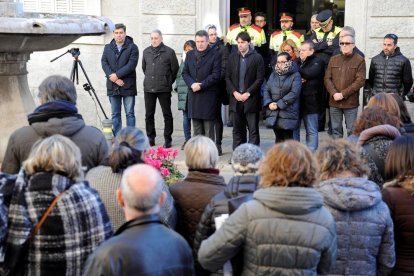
[231,143,264,175]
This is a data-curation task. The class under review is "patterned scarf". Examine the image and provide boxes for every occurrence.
[275,60,293,75]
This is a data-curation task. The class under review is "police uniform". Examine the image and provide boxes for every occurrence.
[227,24,266,47]
[269,14,304,53]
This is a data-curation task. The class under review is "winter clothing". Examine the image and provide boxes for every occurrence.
[297,54,325,115]
[324,52,366,109]
[82,214,195,276]
[176,61,189,111]
[86,165,177,231]
[383,180,414,275]
[316,177,396,275]
[357,124,401,186]
[231,144,263,175]
[101,36,139,96]
[368,47,413,96]
[2,171,112,275]
[142,42,179,93]
[198,186,337,275]
[2,100,108,174]
[311,26,342,66]
[182,47,222,121]
[263,62,302,130]
[210,38,229,105]
[169,170,226,248]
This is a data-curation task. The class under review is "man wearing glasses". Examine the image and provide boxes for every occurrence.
[324,34,366,139]
[226,7,266,53]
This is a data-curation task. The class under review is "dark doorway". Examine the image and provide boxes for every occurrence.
[229,0,345,34]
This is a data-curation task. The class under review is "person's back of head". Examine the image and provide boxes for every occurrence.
[109,127,149,173]
[184,136,218,170]
[118,164,166,220]
[23,134,84,181]
[352,106,401,135]
[259,140,318,188]
[316,138,369,181]
[231,143,263,176]
[389,93,412,124]
[385,135,414,181]
[37,75,77,105]
[367,92,401,122]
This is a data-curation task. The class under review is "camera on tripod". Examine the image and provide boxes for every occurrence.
[69,48,80,58]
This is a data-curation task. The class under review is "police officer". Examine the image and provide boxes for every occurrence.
[226,7,266,53]
[269,13,304,57]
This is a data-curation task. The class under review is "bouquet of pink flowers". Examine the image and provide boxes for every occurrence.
[144,146,184,185]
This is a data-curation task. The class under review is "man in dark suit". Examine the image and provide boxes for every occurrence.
[226,31,264,149]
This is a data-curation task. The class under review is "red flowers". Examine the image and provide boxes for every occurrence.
[144,146,183,184]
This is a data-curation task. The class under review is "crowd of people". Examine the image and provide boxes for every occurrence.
[0,5,414,276]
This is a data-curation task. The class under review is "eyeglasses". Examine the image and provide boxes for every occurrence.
[277,61,288,64]
[255,20,265,23]
[339,42,354,46]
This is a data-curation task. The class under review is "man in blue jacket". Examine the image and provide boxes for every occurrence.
[101,23,139,135]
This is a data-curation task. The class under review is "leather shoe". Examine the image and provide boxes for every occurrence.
[149,140,155,147]
[216,144,222,156]
[163,141,172,148]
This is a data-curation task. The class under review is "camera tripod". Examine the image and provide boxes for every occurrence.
[50,48,109,120]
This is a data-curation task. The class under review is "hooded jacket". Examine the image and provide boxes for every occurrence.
[198,187,337,275]
[101,36,139,96]
[263,62,302,130]
[368,47,413,96]
[316,177,396,275]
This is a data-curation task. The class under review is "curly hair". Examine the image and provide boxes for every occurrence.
[316,138,369,181]
[352,106,401,135]
[259,141,318,188]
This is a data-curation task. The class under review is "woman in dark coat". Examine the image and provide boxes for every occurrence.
[383,135,414,275]
[263,52,302,142]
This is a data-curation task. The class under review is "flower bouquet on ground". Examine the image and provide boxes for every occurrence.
[144,146,184,185]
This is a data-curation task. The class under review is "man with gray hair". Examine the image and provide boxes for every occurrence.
[142,29,179,148]
[83,164,194,275]
[333,26,365,57]
[2,75,108,173]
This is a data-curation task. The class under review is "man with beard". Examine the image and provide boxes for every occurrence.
[183,30,222,140]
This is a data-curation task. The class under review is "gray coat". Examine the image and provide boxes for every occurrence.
[198,187,337,275]
[316,177,395,275]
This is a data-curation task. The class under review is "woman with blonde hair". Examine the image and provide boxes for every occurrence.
[279,38,299,60]
[198,141,337,275]
[86,126,176,230]
[315,138,395,275]
[170,135,226,249]
[383,135,414,275]
[2,134,112,275]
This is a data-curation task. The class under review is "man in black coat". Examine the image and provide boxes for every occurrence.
[82,164,194,275]
[183,30,222,140]
[226,31,264,149]
[101,23,139,135]
[142,30,179,148]
[368,33,413,97]
[297,41,325,151]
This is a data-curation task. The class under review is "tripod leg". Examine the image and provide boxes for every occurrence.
[70,60,77,82]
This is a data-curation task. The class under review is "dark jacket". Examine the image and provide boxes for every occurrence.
[226,48,265,113]
[297,54,325,115]
[175,61,188,111]
[198,187,337,275]
[310,26,341,66]
[316,177,395,276]
[142,42,179,93]
[210,38,230,105]
[368,47,413,96]
[2,104,108,174]
[82,214,195,276]
[383,180,414,275]
[263,63,302,130]
[169,170,226,248]
[324,52,366,109]
[101,36,139,96]
[182,47,222,120]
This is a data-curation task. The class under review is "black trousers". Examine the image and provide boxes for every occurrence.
[214,105,223,146]
[273,128,293,143]
[232,103,260,149]
[192,119,215,140]
[144,92,173,142]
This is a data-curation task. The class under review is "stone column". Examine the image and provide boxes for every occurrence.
[0,52,36,162]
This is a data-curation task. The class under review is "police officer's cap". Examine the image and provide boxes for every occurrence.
[317,9,333,27]
[238,7,251,16]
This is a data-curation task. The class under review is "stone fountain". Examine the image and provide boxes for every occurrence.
[0,0,112,161]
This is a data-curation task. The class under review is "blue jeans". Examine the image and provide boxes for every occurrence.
[330,106,358,139]
[303,113,319,151]
[182,110,191,141]
[109,95,136,135]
